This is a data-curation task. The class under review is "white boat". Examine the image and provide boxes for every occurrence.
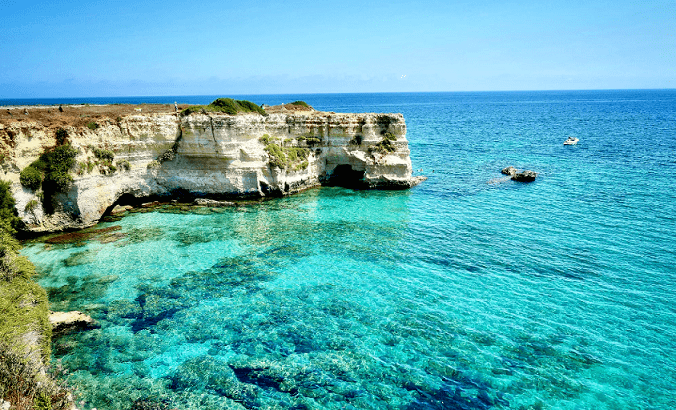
[564,137,579,145]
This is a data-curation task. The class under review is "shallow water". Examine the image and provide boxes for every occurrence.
[22,91,676,409]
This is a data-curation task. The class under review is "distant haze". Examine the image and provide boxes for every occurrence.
[1,0,673,98]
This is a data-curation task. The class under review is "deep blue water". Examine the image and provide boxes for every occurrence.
[21,90,676,409]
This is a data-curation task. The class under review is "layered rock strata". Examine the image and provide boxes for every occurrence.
[1,110,424,232]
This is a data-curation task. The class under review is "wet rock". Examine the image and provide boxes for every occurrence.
[194,198,235,207]
[501,166,517,176]
[512,170,537,182]
[111,205,132,214]
[49,311,97,336]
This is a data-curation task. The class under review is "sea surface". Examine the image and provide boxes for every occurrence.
[19,91,676,409]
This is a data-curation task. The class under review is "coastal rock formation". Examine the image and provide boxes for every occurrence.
[49,311,96,336]
[194,198,235,207]
[500,166,537,182]
[512,170,538,182]
[0,108,425,232]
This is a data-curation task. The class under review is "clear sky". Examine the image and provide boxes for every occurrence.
[0,0,674,98]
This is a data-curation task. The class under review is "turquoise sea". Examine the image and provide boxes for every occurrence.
[19,91,676,409]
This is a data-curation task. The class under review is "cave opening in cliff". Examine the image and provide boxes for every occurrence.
[328,165,366,189]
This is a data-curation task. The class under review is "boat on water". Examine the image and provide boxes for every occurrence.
[564,136,579,145]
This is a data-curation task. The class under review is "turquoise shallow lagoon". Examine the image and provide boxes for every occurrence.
[21,91,676,409]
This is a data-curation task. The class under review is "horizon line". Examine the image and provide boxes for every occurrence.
[1,88,674,103]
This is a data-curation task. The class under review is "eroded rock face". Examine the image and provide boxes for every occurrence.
[2,111,425,232]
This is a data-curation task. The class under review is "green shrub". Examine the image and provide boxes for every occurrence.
[294,161,309,171]
[40,145,77,194]
[265,143,287,169]
[55,128,68,145]
[98,160,116,175]
[263,139,311,171]
[147,160,161,169]
[28,159,47,173]
[182,98,266,116]
[34,391,52,410]
[86,121,99,130]
[369,132,397,155]
[93,148,114,162]
[116,159,131,171]
[20,167,43,191]
[287,147,309,163]
[24,199,39,213]
[0,180,21,234]
[296,135,321,145]
[290,100,311,108]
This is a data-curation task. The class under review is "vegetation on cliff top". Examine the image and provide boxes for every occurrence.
[0,180,70,410]
[181,98,266,116]
[289,101,311,108]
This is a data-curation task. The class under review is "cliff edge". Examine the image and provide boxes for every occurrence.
[0,103,424,232]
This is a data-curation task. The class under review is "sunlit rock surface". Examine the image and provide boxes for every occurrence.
[1,110,424,232]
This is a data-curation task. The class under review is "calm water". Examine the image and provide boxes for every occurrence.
[21,91,676,409]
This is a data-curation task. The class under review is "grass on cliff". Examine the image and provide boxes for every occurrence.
[181,98,266,116]
[259,134,310,171]
[369,132,398,155]
[0,180,70,410]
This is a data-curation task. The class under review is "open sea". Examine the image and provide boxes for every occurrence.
[18,90,676,409]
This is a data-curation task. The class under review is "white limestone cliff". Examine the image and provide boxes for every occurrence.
[0,110,424,232]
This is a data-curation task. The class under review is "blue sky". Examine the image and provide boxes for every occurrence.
[0,0,674,97]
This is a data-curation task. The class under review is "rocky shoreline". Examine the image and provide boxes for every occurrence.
[0,102,425,409]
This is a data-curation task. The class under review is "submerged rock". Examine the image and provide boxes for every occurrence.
[512,170,538,182]
[194,198,235,207]
[49,311,97,336]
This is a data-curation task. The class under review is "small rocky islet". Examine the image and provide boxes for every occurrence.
[501,165,538,182]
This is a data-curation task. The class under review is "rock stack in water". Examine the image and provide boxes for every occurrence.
[501,166,537,182]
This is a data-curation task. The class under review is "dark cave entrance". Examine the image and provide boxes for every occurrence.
[328,165,366,189]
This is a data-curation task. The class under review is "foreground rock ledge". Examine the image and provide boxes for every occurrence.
[49,311,97,336]
[0,108,426,232]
